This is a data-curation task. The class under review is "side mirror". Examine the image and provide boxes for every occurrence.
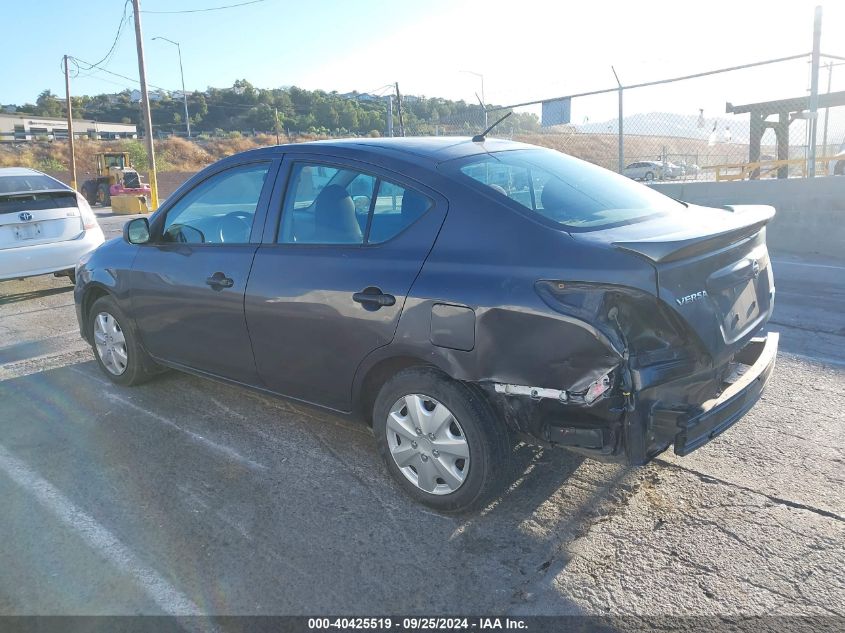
[124,217,150,244]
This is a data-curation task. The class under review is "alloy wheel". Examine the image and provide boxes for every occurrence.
[93,311,128,375]
[386,394,470,495]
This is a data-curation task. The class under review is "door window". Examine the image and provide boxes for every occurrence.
[279,162,432,245]
[162,163,270,244]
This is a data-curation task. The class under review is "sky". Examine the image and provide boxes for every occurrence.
[2,0,844,125]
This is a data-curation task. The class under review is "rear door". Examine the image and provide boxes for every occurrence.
[245,156,447,411]
[130,160,278,383]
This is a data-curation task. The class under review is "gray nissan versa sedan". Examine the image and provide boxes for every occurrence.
[74,137,778,512]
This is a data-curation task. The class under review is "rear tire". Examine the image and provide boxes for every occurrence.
[89,295,157,386]
[81,182,96,206]
[97,182,111,207]
[373,367,511,513]
[644,171,655,181]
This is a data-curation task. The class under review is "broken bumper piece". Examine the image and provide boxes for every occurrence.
[652,332,779,457]
[484,332,778,463]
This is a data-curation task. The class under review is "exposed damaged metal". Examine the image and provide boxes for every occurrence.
[494,383,568,401]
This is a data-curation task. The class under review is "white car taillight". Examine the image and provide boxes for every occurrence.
[76,193,99,230]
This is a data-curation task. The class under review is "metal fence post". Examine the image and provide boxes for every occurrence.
[808,5,822,177]
[612,67,624,174]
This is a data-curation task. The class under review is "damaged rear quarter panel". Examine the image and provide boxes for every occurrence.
[353,189,660,432]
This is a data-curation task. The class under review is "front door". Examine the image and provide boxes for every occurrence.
[245,158,446,411]
[130,160,276,383]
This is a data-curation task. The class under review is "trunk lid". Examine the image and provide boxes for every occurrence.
[576,204,776,365]
[0,189,84,250]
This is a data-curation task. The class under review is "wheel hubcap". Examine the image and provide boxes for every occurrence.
[93,311,128,376]
[386,394,469,495]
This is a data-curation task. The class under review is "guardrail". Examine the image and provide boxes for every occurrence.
[703,155,842,181]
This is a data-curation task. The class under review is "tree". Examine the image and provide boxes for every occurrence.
[35,90,63,118]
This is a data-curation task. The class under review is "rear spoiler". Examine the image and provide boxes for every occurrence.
[612,205,775,263]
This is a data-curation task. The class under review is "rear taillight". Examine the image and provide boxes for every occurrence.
[76,193,99,230]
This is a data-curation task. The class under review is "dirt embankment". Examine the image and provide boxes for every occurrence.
[2,131,751,197]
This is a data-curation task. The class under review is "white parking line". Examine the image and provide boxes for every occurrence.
[70,367,267,472]
[0,443,203,615]
[771,259,845,271]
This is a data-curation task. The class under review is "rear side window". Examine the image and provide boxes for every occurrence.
[451,149,685,231]
[279,162,432,245]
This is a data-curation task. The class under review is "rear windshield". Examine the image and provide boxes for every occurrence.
[445,148,685,231]
[0,173,69,195]
[0,190,78,214]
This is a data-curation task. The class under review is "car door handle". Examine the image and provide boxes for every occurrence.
[353,289,396,307]
[206,272,234,290]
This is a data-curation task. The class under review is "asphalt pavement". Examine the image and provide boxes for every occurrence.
[0,210,842,617]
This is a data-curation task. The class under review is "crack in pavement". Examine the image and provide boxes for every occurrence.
[653,459,845,523]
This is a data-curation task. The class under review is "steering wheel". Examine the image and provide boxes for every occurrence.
[217,211,253,243]
[352,195,371,212]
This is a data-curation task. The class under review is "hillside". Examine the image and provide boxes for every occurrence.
[9,81,540,139]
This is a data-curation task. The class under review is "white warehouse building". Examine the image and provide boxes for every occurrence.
[0,113,137,142]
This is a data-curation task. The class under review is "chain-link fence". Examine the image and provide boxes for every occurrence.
[415,54,845,181]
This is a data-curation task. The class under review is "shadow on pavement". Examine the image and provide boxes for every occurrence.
[0,285,73,306]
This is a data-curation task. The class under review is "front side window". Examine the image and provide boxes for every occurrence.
[279,162,432,245]
[162,163,270,244]
[450,149,686,231]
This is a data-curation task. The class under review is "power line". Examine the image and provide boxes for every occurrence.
[141,0,268,14]
[81,0,132,71]
[69,56,171,92]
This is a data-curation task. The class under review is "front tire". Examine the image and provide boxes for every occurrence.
[373,367,511,513]
[89,295,156,386]
[644,171,655,181]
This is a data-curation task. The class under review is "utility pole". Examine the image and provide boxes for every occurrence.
[395,82,405,137]
[132,0,159,209]
[386,95,394,137]
[612,66,624,174]
[274,107,281,144]
[63,55,78,190]
[808,5,822,177]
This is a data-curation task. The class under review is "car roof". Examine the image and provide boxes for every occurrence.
[238,136,542,166]
[0,167,47,177]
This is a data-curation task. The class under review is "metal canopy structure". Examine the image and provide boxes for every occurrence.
[726,90,845,178]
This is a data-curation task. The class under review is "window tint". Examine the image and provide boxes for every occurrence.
[0,173,69,194]
[453,149,685,230]
[279,162,431,245]
[368,180,433,244]
[162,163,269,244]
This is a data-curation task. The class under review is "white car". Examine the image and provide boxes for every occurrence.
[0,167,105,283]
[622,161,665,181]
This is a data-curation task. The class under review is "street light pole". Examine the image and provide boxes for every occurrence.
[153,36,191,138]
[461,70,486,127]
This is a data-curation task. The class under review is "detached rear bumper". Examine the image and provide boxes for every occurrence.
[652,332,778,457]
